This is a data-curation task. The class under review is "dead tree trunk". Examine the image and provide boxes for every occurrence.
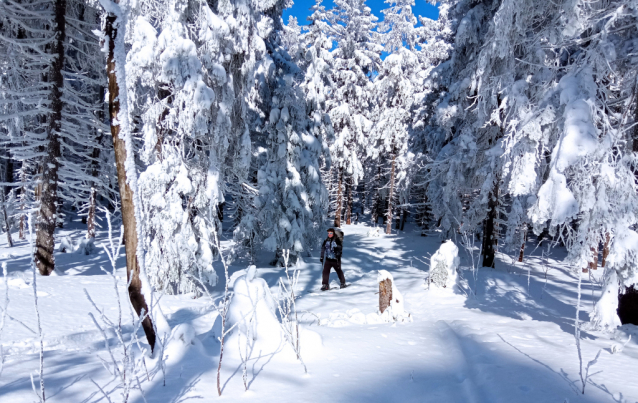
[105,11,156,351]
[379,278,392,314]
[35,0,66,275]
[334,168,343,228]
[385,152,397,235]
[481,179,499,268]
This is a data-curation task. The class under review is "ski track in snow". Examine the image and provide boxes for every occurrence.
[0,221,636,402]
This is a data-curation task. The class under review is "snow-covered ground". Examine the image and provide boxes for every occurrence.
[1,222,637,402]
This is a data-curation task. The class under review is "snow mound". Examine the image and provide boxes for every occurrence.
[58,236,74,253]
[228,265,284,355]
[75,237,95,255]
[428,240,460,290]
[367,228,381,237]
[590,269,622,331]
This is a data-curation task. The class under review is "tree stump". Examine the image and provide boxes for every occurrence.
[379,278,392,314]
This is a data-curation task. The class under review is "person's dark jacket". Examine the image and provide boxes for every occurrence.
[320,236,342,263]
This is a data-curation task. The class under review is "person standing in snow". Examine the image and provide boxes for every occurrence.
[320,228,347,290]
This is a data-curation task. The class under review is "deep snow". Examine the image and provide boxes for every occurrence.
[0,221,637,402]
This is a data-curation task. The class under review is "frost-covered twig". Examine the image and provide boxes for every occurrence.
[28,213,45,402]
[574,269,602,394]
[86,211,153,403]
[275,250,307,373]
[213,224,231,396]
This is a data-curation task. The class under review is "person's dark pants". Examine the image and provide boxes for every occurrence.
[322,259,345,285]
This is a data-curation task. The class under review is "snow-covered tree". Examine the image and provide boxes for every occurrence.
[240,0,328,263]
[325,0,381,227]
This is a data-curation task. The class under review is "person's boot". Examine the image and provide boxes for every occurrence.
[340,282,348,289]
[321,284,330,291]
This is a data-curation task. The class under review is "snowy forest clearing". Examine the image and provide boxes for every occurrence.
[0,223,636,402]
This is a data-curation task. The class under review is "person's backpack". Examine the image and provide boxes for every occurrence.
[334,228,344,243]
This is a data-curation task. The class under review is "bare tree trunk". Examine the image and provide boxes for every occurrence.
[400,209,407,231]
[601,232,610,267]
[105,12,156,351]
[334,168,343,228]
[345,177,352,225]
[371,161,382,225]
[2,156,13,247]
[481,179,499,268]
[385,153,397,235]
[518,224,527,262]
[86,87,105,239]
[35,0,66,276]
[18,164,26,240]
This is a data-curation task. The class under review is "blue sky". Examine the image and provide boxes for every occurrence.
[283,0,439,26]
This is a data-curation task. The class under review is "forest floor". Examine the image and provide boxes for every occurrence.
[0,221,637,402]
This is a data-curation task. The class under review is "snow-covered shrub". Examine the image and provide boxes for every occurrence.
[367,228,381,238]
[428,240,460,289]
[75,237,95,255]
[227,266,283,355]
[58,236,74,253]
[590,268,622,331]
[376,270,411,323]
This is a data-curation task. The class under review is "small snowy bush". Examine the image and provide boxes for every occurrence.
[367,228,381,238]
[428,240,460,289]
[58,236,74,253]
[227,266,283,354]
[75,237,95,255]
[590,268,622,331]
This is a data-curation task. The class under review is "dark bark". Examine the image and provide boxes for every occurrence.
[2,156,13,247]
[385,153,397,235]
[618,285,638,325]
[400,209,408,231]
[518,224,527,262]
[345,176,353,225]
[481,179,499,268]
[371,162,382,225]
[35,0,66,275]
[334,168,343,228]
[86,87,105,239]
[105,12,156,352]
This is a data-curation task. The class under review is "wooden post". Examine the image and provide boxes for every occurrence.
[379,278,392,314]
